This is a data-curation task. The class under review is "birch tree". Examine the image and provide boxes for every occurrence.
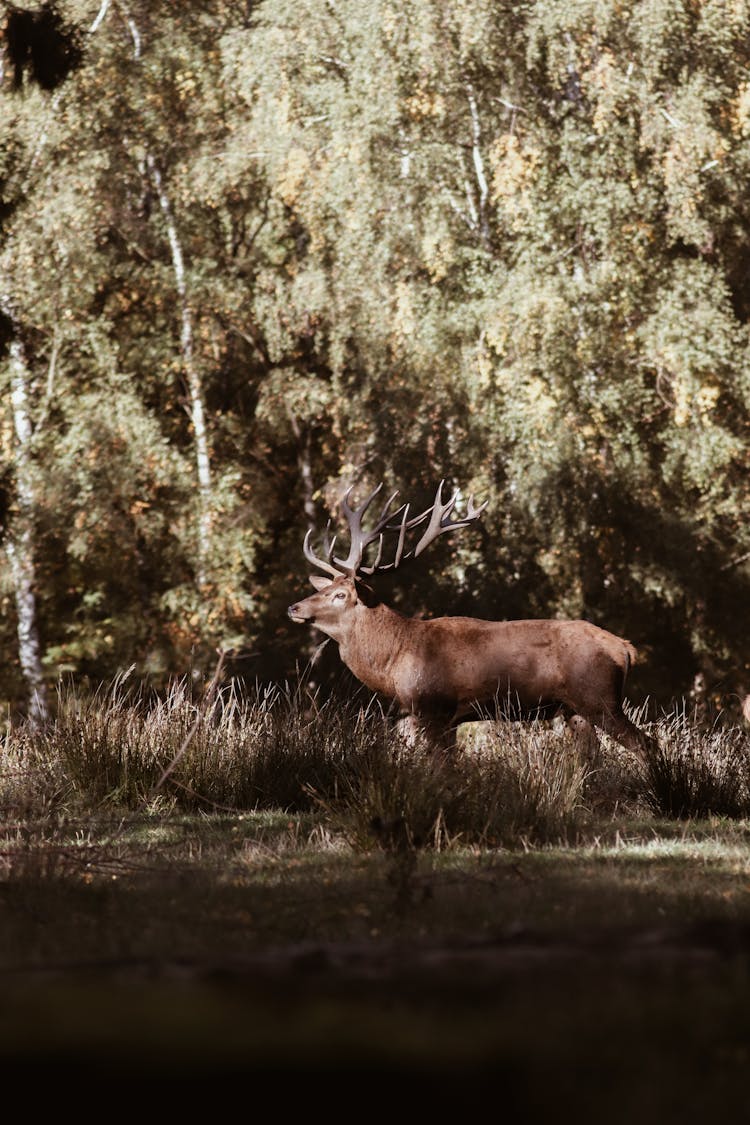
[144,153,213,583]
[0,297,48,724]
[112,2,215,583]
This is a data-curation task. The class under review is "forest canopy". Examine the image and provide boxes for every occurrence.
[1,0,749,719]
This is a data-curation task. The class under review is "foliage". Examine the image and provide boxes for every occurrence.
[1,1,750,712]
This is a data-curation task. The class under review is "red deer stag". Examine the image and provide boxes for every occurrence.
[287,481,654,756]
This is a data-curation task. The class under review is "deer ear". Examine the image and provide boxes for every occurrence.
[309,575,333,591]
[355,578,379,607]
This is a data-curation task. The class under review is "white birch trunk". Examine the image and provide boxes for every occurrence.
[146,154,214,585]
[466,83,491,251]
[1,299,48,724]
[112,5,214,584]
[287,409,316,527]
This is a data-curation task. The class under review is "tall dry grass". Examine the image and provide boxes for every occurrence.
[1,674,390,815]
[2,678,749,848]
[642,709,750,819]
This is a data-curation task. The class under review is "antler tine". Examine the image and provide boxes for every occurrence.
[377,489,402,525]
[410,480,487,558]
[322,523,338,560]
[394,479,450,531]
[392,502,410,568]
[303,527,342,579]
[360,503,411,574]
[465,494,489,520]
[359,533,384,575]
[332,482,381,574]
[333,482,407,575]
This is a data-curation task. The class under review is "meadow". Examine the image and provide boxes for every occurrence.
[2,676,750,1116]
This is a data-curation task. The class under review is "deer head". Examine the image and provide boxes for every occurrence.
[288,480,488,641]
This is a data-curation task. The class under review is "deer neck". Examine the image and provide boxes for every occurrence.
[339,601,409,695]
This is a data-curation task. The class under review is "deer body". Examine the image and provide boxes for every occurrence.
[288,481,654,756]
[288,574,650,754]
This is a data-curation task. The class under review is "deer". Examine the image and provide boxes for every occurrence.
[287,481,655,758]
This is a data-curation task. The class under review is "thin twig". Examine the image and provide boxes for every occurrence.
[720,550,750,572]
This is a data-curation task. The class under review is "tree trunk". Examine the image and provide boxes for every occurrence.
[465,82,491,251]
[117,3,214,586]
[1,299,48,724]
[145,153,214,586]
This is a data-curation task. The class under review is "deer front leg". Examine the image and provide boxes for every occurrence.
[395,713,456,756]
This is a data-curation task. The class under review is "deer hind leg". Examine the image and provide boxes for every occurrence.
[598,710,656,757]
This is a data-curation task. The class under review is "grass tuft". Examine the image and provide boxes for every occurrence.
[309,719,594,851]
[643,712,750,819]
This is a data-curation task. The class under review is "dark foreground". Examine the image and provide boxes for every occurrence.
[2,821,750,1118]
[3,924,750,1118]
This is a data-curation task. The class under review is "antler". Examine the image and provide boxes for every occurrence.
[304,483,408,577]
[401,480,489,559]
[303,480,487,579]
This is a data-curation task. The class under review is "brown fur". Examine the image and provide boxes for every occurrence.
[288,575,654,755]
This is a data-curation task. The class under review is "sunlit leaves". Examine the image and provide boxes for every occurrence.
[1,0,750,707]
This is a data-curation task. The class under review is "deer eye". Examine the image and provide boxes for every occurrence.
[333,591,347,602]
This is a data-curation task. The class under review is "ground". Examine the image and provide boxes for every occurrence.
[2,813,750,1116]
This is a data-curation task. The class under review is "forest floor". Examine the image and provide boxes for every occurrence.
[2,808,750,1117]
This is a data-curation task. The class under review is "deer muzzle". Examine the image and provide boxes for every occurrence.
[287,603,311,624]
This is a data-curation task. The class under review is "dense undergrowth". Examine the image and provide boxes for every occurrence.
[2,676,749,850]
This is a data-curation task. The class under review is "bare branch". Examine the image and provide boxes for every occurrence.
[89,0,113,33]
